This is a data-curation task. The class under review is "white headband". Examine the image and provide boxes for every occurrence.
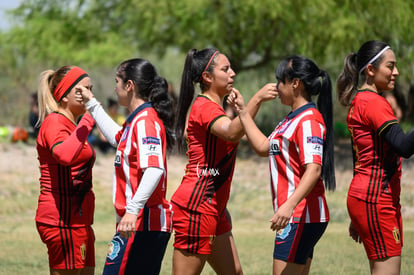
[359,46,390,74]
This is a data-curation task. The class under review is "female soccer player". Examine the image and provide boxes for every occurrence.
[228,55,336,275]
[171,48,277,275]
[79,58,175,275]
[36,66,96,275]
[337,40,414,275]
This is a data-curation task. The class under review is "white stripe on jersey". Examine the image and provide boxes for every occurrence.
[318,196,327,222]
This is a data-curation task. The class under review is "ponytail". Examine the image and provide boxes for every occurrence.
[175,49,197,151]
[174,48,219,152]
[150,75,175,151]
[336,53,359,106]
[37,70,58,126]
[316,70,336,191]
[337,40,391,106]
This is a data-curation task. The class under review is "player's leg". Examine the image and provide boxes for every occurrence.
[370,256,401,275]
[172,248,208,275]
[207,230,242,275]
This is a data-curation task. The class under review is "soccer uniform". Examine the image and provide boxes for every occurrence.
[103,102,172,275]
[346,90,402,259]
[171,95,238,254]
[36,112,96,269]
[268,102,329,264]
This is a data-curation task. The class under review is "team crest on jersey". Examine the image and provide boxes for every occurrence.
[120,125,130,142]
[209,235,216,245]
[107,239,121,260]
[276,120,291,134]
[276,223,291,239]
[80,242,86,260]
[392,227,401,243]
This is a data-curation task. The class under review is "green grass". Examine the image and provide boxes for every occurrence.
[0,143,413,274]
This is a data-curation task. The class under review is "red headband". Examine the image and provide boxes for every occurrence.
[199,51,219,82]
[53,66,88,102]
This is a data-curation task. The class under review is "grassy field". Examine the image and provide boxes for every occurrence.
[1,142,413,274]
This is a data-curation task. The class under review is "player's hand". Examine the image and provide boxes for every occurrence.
[75,85,94,104]
[269,203,294,231]
[226,88,245,114]
[117,213,138,238]
[255,83,278,103]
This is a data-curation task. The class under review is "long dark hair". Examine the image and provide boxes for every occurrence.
[337,40,390,106]
[174,48,219,151]
[116,58,175,151]
[276,55,336,190]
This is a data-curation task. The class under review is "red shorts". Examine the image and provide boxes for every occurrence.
[172,202,232,254]
[347,196,403,260]
[36,222,95,269]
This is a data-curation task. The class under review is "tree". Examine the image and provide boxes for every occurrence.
[2,0,414,126]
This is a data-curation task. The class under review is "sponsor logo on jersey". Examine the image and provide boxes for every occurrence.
[142,136,160,145]
[306,136,323,145]
[148,144,157,151]
[196,162,220,177]
[269,141,281,156]
[114,151,121,167]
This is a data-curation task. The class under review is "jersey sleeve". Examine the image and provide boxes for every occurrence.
[296,117,324,166]
[46,114,95,165]
[134,117,165,170]
[364,96,398,135]
[199,100,226,131]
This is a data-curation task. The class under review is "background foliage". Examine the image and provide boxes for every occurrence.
[1,0,414,135]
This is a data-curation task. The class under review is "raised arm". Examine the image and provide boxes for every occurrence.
[227,87,274,156]
[210,83,277,143]
[76,85,122,146]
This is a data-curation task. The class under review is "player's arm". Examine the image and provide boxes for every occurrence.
[270,163,321,231]
[381,123,414,158]
[210,84,277,143]
[85,97,122,146]
[51,114,95,165]
[117,167,164,237]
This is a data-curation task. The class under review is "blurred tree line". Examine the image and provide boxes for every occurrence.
[1,0,414,136]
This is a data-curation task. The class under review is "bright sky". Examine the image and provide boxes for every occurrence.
[0,1,22,30]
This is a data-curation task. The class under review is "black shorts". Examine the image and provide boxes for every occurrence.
[273,222,328,264]
[103,230,171,275]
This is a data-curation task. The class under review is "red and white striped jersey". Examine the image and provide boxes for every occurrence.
[171,95,238,216]
[268,102,329,223]
[113,102,172,232]
[347,90,401,204]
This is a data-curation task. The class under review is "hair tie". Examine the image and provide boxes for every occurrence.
[358,46,390,75]
[53,66,88,102]
[199,51,219,82]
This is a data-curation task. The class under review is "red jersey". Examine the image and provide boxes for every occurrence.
[268,103,329,223]
[36,113,96,227]
[113,102,172,232]
[347,90,401,204]
[171,95,238,215]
